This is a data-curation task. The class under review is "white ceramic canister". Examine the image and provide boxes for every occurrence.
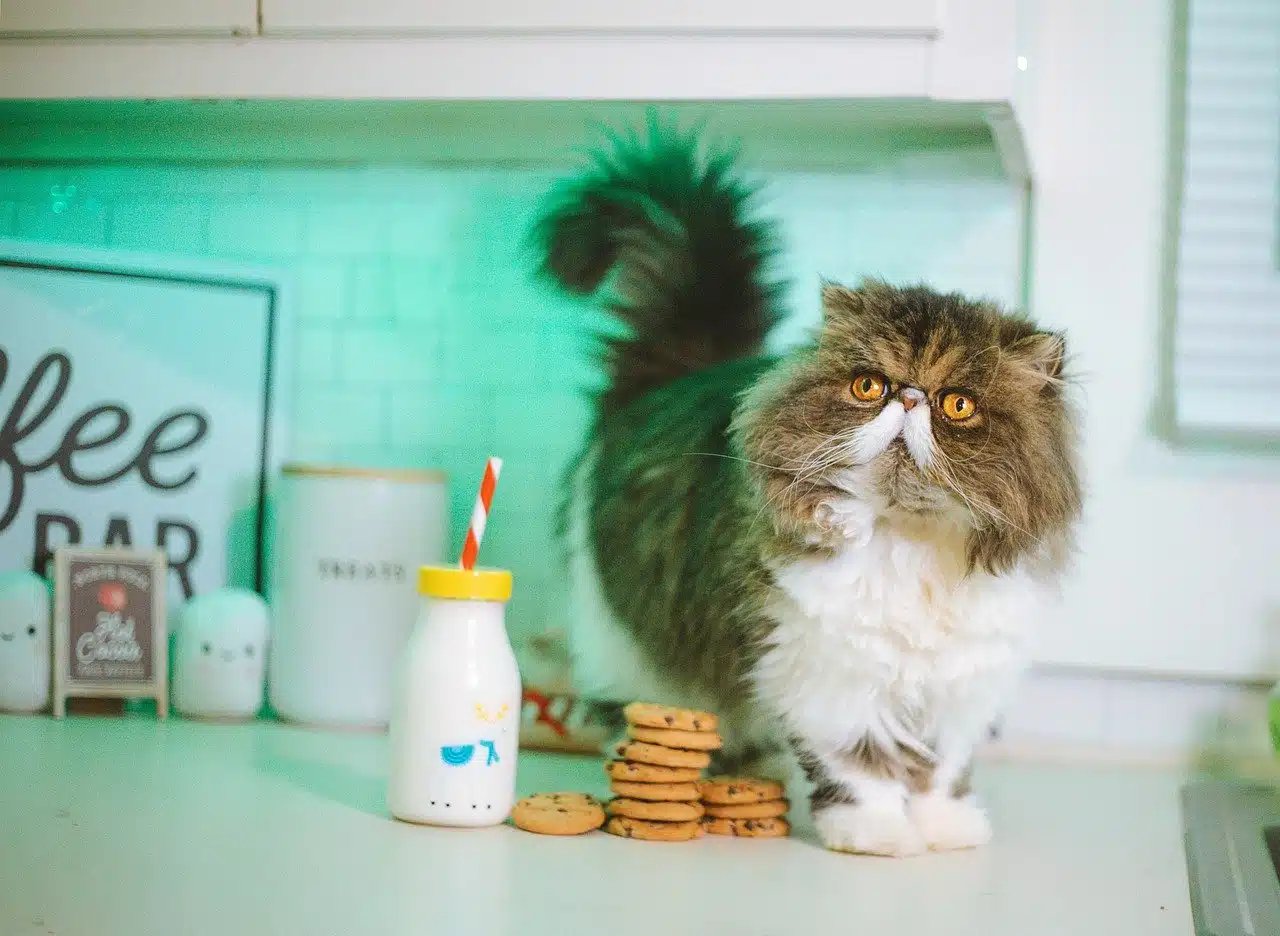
[0,571,52,713]
[172,587,270,721]
[268,464,448,729]
[388,566,520,827]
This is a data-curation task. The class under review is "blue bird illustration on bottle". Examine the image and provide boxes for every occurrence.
[439,740,500,768]
[439,744,475,766]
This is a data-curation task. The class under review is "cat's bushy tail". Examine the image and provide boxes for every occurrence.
[534,121,783,413]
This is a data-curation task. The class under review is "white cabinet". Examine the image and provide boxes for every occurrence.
[0,0,258,35]
[0,0,1030,181]
[0,0,1027,106]
[261,0,939,33]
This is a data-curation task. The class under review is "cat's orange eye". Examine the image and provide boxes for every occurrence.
[940,391,978,421]
[850,374,888,401]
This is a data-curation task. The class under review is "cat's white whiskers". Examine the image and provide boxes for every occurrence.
[753,434,849,529]
[788,433,846,479]
[786,425,868,490]
[928,446,1050,551]
[924,453,989,528]
[684,451,790,472]
[790,421,860,475]
[795,444,854,482]
[927,445,1005,524]
[936,426,999,465]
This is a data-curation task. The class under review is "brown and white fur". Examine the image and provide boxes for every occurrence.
[536,125,1081,857]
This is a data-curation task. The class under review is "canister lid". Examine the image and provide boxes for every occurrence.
[418,566,512,601]
[281,463,446,484]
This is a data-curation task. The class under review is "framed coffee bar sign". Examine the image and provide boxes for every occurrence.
[0,238,290,610]
[53,546,168,717]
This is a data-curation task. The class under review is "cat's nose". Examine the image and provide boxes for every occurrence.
[900,387,925,411]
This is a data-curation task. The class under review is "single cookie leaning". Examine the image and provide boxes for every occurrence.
[623,702,719,733]
[615,741,712,770]
[605,816,703,842]
[610,780,701,802]
[604,760,702,784]
[703,800,789,819]
[702,816,790,838]
[699,777,786,805]
[627,725,723,751]
[511,793,605,836]
[607,798,705,822]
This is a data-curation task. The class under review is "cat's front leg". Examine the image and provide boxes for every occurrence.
[761,475,874,548]
[791,738,926,858]
[812,497,876,547]
[906,731,992,852]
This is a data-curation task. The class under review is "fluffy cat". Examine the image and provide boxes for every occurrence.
[535,127,1081,857]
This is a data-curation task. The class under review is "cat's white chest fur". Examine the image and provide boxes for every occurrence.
[754,519,1045,757]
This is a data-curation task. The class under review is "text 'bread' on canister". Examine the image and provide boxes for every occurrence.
[267,463,447,730]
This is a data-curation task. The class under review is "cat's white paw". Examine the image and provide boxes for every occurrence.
[814,803,926,858]
[907,794,992,852]
[812,498,875,547]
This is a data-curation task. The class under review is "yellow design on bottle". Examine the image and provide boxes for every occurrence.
[475,702,509,723]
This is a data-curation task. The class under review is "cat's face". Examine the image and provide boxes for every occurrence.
[741,280,1080,571]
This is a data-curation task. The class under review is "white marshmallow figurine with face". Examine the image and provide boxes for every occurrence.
[173,588,269,721]
[0,571,52,713]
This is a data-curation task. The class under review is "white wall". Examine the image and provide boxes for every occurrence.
[1024,0,1280,680]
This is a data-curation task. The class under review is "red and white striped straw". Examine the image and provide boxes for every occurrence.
[460,456,502,571]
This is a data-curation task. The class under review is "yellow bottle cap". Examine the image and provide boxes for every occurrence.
[417,566,512,602]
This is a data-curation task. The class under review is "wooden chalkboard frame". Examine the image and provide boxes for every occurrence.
[52,546,168,719]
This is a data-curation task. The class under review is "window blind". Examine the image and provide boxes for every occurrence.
[1173,0,1280,434]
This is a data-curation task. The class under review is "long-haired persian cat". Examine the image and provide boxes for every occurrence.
[535,127,1081,857]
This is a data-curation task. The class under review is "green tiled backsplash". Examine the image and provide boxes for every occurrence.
[0,158,1020,645]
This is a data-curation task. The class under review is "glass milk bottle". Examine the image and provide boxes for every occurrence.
[388,566,520,827]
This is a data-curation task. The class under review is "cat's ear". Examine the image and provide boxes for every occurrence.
[1011,330,1066,388]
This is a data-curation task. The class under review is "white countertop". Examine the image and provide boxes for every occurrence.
[0,715,1194,936]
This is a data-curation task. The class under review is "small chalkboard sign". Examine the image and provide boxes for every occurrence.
[52,546,168,719]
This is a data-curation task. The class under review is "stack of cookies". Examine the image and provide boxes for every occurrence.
[603,702,722,842]
[698,776,791,838]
